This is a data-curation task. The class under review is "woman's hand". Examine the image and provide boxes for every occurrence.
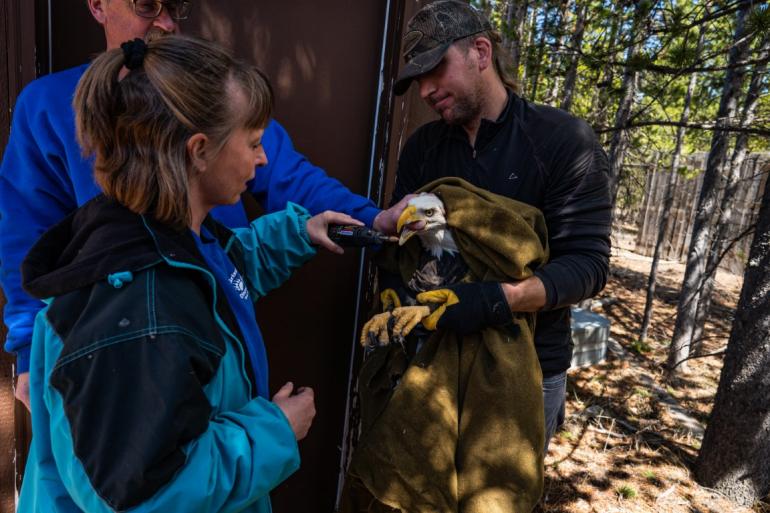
[272,382,316,441]
[15,372,31,411]
[306,211,364,254]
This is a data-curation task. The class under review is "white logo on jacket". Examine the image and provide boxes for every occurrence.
[229,269,249,300]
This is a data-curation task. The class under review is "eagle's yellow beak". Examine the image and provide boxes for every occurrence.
[397,205,425,246]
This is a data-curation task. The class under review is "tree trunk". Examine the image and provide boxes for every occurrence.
[636,162,658,253]
[590,3,622,138]
[639,28,704,344]
[544,0,571,105]
[608,2,648,211]
[692,33,770,354]
[668,1,754,376]
[560,0,587,112]
[476,0,494,22]
[528,0,555,101]
[520,0,539,89]
[690,273,715,355]
[504,0,530,87]
[693,167,770,506]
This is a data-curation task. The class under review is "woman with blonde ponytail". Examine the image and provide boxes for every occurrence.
[1,0,408,415]
[17,35,358,513]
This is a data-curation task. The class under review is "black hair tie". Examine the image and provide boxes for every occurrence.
[121,38,148,70]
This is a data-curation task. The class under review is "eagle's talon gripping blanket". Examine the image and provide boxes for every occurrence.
[416,281,512,334]
[360,312,394,347]
[343,177,549,513]
[380,288,402,310]
[360,306,431,347]
[360,288,410,347]
[390,305,432,338]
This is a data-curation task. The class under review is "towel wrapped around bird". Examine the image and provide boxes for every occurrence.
[340,177,550,513]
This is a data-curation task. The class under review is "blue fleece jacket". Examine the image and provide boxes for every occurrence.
[193,225,271,399]
[0,64,380,373]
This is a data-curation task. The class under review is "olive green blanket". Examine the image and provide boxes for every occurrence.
[343,178,549,513]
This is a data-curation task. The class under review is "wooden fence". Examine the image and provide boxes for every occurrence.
[634,152,769,275]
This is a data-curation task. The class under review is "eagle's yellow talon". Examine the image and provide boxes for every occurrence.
[360,312,393,347]
[391,306,431,337]
[380,288,402,311]
[415,289,460,330]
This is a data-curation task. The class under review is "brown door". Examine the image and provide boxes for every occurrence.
[1,0,45,509]
[186,3,391,510]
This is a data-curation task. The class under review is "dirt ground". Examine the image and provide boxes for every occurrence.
[536,231,767,513]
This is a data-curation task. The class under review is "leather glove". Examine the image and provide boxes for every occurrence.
[416,282,513,335]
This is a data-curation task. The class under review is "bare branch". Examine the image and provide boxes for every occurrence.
[670,347,727,369]
[649,0,745,36]
[557,43,770,76]
[703,225,757,279]
[570,0,752,64]
[594,120,770,137]
[609,55,769,75]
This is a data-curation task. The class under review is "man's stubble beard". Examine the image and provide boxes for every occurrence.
[442,81,483,127]
[441,56,484,127]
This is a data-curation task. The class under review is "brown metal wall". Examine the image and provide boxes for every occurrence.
[1,0,39,151]
[189,3,389,510]
[379,0,439,206]
[333,1,437,501]
[48,1,104,73]
[1,1,42,511]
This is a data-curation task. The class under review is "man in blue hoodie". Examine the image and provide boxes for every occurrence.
[0,0,406,410]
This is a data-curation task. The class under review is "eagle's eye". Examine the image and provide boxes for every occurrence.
[424,208,435,217]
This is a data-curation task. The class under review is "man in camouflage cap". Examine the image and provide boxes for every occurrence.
[394,0,493,96]
[392,0,611,448]
[348,1,611,508]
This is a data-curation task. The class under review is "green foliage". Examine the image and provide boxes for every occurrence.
[479,0,770,211]
[680,164,701,180]
[617,484,638,499]
[746,3,770,37]
[663,29,700,67]
[630,340,653,354]
[662,3,688,34]
[626,52,656,71]
[634,386,652,398]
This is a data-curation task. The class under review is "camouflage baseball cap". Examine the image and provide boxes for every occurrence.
[394,1,491,96]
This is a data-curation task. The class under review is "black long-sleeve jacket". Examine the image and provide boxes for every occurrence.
[391,90,612,377]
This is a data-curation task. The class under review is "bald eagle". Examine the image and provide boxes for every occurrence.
[396,193,458,257]
[347,180,547,513]
[361,193,469,346]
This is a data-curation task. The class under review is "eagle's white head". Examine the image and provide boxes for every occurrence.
[396,193,458,258]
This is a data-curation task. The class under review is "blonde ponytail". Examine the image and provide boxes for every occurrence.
[73,35,273,229]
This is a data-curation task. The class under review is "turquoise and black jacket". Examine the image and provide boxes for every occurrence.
[17,196,316,513]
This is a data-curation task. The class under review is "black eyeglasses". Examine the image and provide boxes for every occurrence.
[130,0,192,20]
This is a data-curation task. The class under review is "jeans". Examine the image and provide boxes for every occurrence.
[542,370,567,454]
